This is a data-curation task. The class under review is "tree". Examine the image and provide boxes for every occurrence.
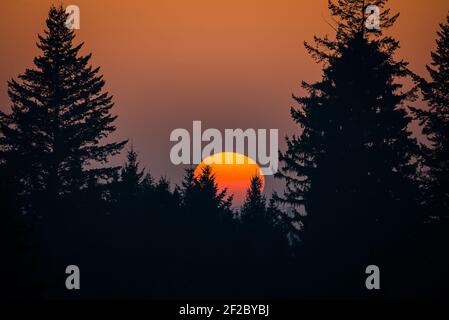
[0,6,126,211]
[109,146,154,216]
[410,13,449,297]
[239,174,267,258]
[181,166,233,216]
[177,166,236,296]
[240,174,266,219]
[119,146,149,199]
[239,176,271,272]
[277,0,420,294]
[412,13,449,222]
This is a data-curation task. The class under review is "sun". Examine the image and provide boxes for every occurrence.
[194,152,264,206]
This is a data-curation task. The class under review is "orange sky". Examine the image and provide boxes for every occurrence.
[1,0,449,199]
[194,152,265,205]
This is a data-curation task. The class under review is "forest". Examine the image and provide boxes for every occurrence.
[1,0,448,299]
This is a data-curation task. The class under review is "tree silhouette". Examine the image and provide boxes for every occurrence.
[176,166,238,296]
[238,176,292,295]
[121,147,146,193]
[241,174,266,218]
[0,6,126,212]
[116,146,153,203]
[277,0,420,295]
[181,166,233,216]
[412,13,449,223]
[3,2,448,300]
[410,13,449,296]
[239,174,268,263]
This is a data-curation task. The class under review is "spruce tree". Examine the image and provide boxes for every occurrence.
[181,166,233,216]
[412,13,449,222]
[241,175,266,219]
[178,166,235,291]
[240,175,267,255]
[239,175,268,257]
[0,6,126,209]
[111,146,154,215]
[277,0,420,288]
[119,146,147,199]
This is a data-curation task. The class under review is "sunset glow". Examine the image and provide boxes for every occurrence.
[194,152,264,205]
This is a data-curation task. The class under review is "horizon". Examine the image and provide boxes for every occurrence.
[1,0,449,205]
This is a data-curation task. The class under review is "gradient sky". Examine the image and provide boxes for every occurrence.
[1,0,449,200]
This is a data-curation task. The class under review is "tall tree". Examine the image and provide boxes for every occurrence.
[277,0,420,293]
[110,146,154,215]
[410,14,449,295]
[0,6,126,210]
[240,174,266,220]
[178,166,236,295]
[119,146,149,199]
[412,13,449,222]
[181,166,233,216]
[239,175,268,257]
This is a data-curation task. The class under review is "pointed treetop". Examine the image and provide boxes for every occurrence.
[306,0,400,62]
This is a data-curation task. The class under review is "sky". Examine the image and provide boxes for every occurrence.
[1,0,449,202]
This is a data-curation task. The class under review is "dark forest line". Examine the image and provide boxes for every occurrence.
[1,1,448,299]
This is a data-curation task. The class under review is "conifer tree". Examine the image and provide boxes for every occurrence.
[277,0,420,274]
[239,175,269,257]
[239,175,268,254]
[119,146,147,199]
[181,166,233,215]
[241,175,266,220]
[0,6,126,209]
[178,166,235,292]
[412,13,449,222]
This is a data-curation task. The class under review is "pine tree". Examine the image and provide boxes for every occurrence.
[239,175,268,258]
[277,0,420,289]
[239,175,267,255]
[267,194,301,248]
[0,6,126,209]
[412,13,449,222]
[119,146,147,199]
[238,177,297,295]
[241,174,266,220]
[152,177,176,212]
[178,166,235,291]
[181,166,233,215]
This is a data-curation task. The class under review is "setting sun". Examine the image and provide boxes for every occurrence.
[194,152,264,205]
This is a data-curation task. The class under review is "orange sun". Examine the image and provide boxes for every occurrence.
[194,152,264,206]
